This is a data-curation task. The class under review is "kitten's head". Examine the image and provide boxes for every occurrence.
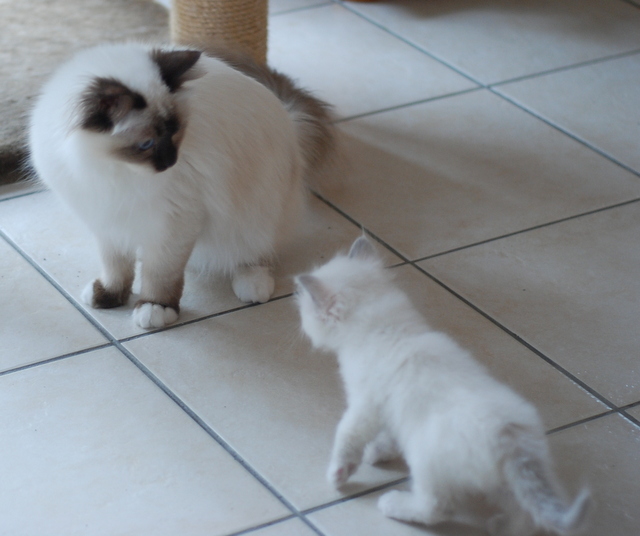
[74,45,203,172]
[295,236,388,351]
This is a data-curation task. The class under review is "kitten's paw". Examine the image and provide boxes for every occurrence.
[327,460,359,488]
[232,265,275,304]
[133,302,179,329]
[81,279,130,309]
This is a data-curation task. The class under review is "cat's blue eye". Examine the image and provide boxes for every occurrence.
[137,139,155,151]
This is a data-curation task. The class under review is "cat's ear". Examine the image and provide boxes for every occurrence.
[296,274,343,321]
[348,236,378,261]
[151,49,204,92]
[80,77,147,132]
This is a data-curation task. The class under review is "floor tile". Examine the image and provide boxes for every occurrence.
[496,52,640,174]
[125,296,409,511]
[268,4,476,119]
[421,202,640,407]
[0,180,42,201]
[0,237,105,373]
[393,265,606,431]
[625,404,640,421]
[250,518,320,536]
[332,90,640,260]
[547,414,640,536]
[270,0,329,15]
[0,348,289,535]
[348,0,640,84]
[0,189,383,339]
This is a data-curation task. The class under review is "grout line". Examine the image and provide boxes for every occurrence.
[412,262,621,413]
[489,48,640,88]
[0,343,113,378]
[331,0,481,86]
[118,293,292,344]
[620,0,640,9]
[546,410,617,435]
[224,515,296,536]
[619,410,640,428]
[302,477,410,517]
[113,342,326,536]
[413,197,640,262]
[311,191,410,263]
[270,1,332,17]
[0,186,47,203]
[0,229,329,536]
[333,87,482,124]
[490,87,640,179]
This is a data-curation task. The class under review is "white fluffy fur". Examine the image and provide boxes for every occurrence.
[30,43,312,327]
[295,237,590,536]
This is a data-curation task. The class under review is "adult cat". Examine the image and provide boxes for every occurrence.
[295,237,590,535]
[29,43,333,328]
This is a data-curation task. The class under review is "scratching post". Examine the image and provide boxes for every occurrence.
[170,0,268,64]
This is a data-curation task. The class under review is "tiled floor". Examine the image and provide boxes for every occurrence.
[1,0,639,534]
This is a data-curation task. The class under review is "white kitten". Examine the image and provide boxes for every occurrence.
[295,237,590,535]
[29,43,333,328]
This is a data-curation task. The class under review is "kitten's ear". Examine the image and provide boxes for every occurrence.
[348,236,378,261]
[296,274,343,321]
[80,77,146,132]
[151,49,203,92]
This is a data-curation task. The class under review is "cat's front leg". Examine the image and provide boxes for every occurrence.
[81,241,135,309]
[327,404,381,488]
[133,240,194,329]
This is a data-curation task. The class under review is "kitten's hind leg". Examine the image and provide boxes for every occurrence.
[364,430,401,465]
[232,263,275,304]
[81,241,134,309]
[378,489,447,526]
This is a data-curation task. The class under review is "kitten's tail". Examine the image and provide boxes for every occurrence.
[205,47,335,173]
[501,428,591,534]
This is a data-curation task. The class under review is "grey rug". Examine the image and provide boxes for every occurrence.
[0,0,169,181]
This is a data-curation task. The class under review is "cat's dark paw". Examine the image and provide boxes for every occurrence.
[133,301,179,329]
[81,279,130,309]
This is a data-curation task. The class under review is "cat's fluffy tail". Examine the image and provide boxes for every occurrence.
[205,47,335,173]
[501,428,591,534]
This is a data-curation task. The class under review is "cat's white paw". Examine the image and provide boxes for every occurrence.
[327,460,358,488]
[133,303,178,329]
[232,266,275,304]
[80,281,96,306]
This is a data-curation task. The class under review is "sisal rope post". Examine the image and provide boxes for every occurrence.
[170,0,268,64]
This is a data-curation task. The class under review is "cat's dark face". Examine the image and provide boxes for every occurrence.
[78,49,201,172]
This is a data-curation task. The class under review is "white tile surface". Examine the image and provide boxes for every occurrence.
[496,52,640,173]
[125,296,408,511]
[547,414,640,536]
[331,90,640,260]
[421,203,640,406]
[268,3,476,119]
[348,0,640,83]
[0,237,105,372]
[0,348,289,535]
